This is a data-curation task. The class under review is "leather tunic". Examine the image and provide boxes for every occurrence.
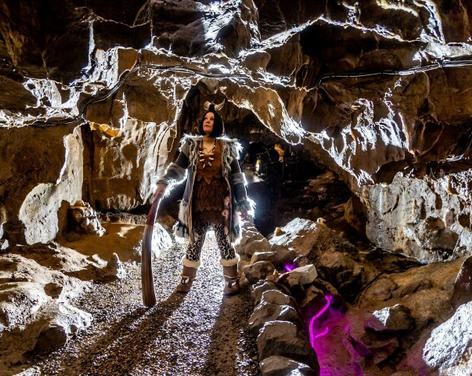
[192,140,230,226]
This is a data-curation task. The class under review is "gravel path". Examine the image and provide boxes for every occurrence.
[30,232,260,376]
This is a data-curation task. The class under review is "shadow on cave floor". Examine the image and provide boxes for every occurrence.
[28,232,260,376]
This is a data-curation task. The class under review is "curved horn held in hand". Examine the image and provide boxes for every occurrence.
[141,192,163,307]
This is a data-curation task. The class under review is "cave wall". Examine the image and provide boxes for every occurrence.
[365,171,471,262]
[0,0,471,260]
[0,124,83,244]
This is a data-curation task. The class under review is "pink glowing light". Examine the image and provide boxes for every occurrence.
[312,326,330,340]
[283,262,297,272]
[307,296,366,375]
[308,294,334,348]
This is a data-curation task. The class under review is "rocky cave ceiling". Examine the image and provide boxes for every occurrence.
[0,0,471,261]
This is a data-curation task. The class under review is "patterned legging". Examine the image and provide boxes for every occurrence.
[186,221,236,262]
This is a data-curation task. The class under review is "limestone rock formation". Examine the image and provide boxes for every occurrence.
[249,302,299,334]
[1,125,83,245]
[277,264,318,289]
[423,301,472,375]
[236,222,272,260]
[242,217,472,374]
[1,0,472,374]
[0,0,470,261]
[260,289,296,307]
[269,218,323,257]
[252,280,278,305]
[69,200,106,237]
[0,244,97,368]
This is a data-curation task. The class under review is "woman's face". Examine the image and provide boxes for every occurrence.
[203,112,215,135]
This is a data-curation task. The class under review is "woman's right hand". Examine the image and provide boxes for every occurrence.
[153,183,167,199]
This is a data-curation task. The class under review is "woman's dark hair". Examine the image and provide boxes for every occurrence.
[198,107,224,137]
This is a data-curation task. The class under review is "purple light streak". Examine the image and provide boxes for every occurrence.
[308,294,333,348]
[306,295,365,376]
[312,326,330,341]
[283,262,297,272]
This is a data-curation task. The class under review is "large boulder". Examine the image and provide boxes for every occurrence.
[260,289,296,307]
[316,250,366,301]
[1,125,83,244]
[359,258,463,330]
[423,301,472,375]
[32,302,93,354]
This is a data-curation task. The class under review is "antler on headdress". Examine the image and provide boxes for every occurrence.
[203,100,225,112]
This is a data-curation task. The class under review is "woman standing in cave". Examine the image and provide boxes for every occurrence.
[154,102,252,295]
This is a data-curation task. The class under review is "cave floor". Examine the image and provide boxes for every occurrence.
[27,231,260,376]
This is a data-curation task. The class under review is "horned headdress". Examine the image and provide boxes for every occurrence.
[203,100,225,112]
